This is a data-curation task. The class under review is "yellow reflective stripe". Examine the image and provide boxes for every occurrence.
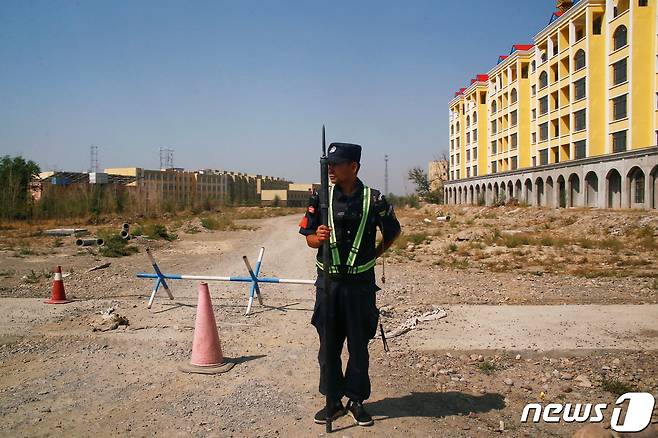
[346,187,370,267]
[322,184,373,274]
[327,185,341,267]
[316,257,376,274]
[356,257,377,272]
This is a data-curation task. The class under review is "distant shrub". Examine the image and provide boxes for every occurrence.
[601,378,636,396]
[201,215,233,230]
[143,223,176,241]
[100,234,139,258]
[501,234,532,248]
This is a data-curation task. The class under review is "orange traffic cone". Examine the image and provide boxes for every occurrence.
[44,266,71,304]
[179,282,234,374]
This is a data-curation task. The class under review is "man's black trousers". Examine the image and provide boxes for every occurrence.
[311,277,380,403]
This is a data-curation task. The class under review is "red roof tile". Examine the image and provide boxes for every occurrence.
[512,44,534,52]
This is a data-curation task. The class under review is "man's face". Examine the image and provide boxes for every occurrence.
[328,161,358,184]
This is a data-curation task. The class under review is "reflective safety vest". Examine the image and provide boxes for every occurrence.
[315,184,377,275]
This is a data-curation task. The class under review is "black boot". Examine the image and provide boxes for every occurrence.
[313,400,346,424]
[346,399,374,426]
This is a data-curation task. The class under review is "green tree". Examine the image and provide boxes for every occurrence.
[407,166,443,204]
[408,167,431,196]
[0,155,40,220]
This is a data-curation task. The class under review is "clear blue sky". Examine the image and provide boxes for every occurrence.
[0,0,556,195]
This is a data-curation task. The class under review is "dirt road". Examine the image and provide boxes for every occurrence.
[1,213,657,437]
[411,304,658,352]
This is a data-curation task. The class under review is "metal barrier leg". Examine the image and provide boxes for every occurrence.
[244,247,265,315]
[146,248,174,309]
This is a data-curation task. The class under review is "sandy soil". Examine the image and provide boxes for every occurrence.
[0,210,657,437]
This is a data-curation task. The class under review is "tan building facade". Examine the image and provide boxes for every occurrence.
[429,160,449,192]
[104,167,290,205]
[446,0,658,209]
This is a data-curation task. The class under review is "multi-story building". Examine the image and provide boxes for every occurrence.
[104,167,289,205]
[446,0,658,209]
[428,159,449,191]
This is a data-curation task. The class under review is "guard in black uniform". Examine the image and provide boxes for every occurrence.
[298,142,401,427]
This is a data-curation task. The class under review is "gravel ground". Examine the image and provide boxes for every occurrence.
[0,208,657,437]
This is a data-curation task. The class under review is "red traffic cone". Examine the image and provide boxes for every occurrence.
[179,282,234,374]
[44,266,71,304]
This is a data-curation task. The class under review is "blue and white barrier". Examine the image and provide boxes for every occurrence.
[136,247,314,313]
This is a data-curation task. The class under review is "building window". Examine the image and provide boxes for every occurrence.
[466,150,471,161]
[492,101,497,114]
[473,129,478,141]
[539,96,549,115]
[491,161,497,173]
[473,112,478,123]
[466,132,471,144]
[593,16,603,35]
[612,130,627,152]
[612,94,627,120]
[511,88,518,104]
[467,168,471,178]
[539,71,548,88]
[456,121,460,132]
[574,77,586,100]
[613,25,627,50]
[613,58,627,85]
[532,108,537,120]
[553,120,560,137]
[491,120,497,134]
[491,141,497,154]
[451,126,454,136]
[511,133,518,149]
[511,156,518,170]
[574,50,586,71]
[532,132,537,144]
[511,110,518,126]
[614,0,629,16]
[451,140,454,150]
[466,115,470,127]
[574,140,586,159]
[634,173,645,204]
[473,165,478,176]
[639,0,648,6]
[473,147,477,159]
[531,85,536,96]
[574,109,586,132]
[539,149,548,165]
[540,122,549,141]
